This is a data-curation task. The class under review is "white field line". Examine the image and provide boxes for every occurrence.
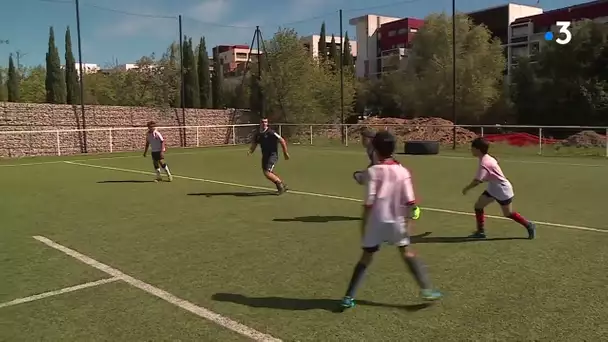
[1,145,607,168]
[32,236,282,342]
[64,161,608,234]
[0,277,119,309]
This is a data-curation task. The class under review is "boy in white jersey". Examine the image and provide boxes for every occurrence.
[462,137,535,239]
[340,131,442,311]
[143,121,173,182]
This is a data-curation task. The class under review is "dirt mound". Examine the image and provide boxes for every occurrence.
[561,130,607,148]
[352,117,477,145]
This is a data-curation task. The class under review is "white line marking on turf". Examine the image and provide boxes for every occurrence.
[64,161,608,234]
[32,235,282,342]
[0,277,119,309]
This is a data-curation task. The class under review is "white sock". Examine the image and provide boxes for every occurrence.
[163,165,171,176]
[155,169,161,177]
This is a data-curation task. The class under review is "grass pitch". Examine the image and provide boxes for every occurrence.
[1,145,607,341]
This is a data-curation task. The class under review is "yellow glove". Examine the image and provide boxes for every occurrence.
[411,206,421,220]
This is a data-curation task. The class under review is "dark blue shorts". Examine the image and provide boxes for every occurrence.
[262,154,278,172]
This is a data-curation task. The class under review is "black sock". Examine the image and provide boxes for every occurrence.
[345,262,368,298]
[405,256,432,290]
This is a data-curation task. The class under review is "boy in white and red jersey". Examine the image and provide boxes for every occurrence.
[340,131,442,310]
[462,137,536,239]
[143,121,173,182]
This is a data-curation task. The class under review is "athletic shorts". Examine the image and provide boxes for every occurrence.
[151,151,163,161]
[362,221,410,253]
[482,190,513,206]
[262,154,278,172]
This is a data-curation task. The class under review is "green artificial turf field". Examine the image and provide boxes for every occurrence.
[2,145,607,341]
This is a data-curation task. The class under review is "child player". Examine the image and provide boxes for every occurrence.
[340,131,442,311]
[248,118,290,195]
[143,121,173,182]
[462,137,536,239]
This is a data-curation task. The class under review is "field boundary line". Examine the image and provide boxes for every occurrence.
[0,277,119,309]
[64,161,608,234]
[32,235,282,342]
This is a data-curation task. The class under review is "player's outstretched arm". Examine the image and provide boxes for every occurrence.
[279,137,290,160]
[143,138,149,157]
[462,179,483,195]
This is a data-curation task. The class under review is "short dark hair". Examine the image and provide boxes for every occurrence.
[372,131,396,158]
[360,127,376,138]
[147,121,156,127]
[471,137,490,154]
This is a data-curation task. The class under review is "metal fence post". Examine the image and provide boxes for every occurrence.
[196,127,200,147]
[480,126,484,137]
[605,128,608,158]
[56,131,61,156]
[108,128,113,153]
[345,125,349,147]
[232,125,236,145]
[538,127,543,155]
[309,125,313,145]
[279,124,283,137]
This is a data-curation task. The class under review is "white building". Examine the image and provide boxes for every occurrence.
[348,15,401,78]
[61,62,100,76]
[300,34,357,60]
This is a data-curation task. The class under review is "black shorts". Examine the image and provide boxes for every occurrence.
[262,154,278,172]
[151,151,163,161]
[482,190,513,206]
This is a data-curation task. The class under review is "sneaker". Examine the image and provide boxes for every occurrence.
[421,289,443,301]
[468,231,487,239]
[526,222,536,240]
[277,183,287,195]
[340,296,355,310]
[154,177,162,183]
[168,174,173,182]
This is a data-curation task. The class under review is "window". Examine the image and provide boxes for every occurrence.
[410,28,418,33]
[398,28,407,35]
[530,42,540,55]
[388,30,396,37]
[236,53,248,60]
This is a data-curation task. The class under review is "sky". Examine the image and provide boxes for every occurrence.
[0,0,587,68]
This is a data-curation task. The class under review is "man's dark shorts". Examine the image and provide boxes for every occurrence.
[151,151,164,168]
[262,153,278,172]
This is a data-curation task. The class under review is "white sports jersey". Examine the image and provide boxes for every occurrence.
[476,154,514,201]
[147,130,164,152]
[362,159,415,247]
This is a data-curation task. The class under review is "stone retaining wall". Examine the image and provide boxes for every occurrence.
[0,102,255,158]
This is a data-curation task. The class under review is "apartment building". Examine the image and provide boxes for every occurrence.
[212,45,260,77]
[300,34,357,60]
[507,0,608,76]
[349,3,542,79]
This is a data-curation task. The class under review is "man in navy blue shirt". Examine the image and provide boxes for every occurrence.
[248,118,290,194]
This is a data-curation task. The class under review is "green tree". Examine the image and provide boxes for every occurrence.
[7,54,20,102]
[0,67,6,101]
[19,66,47,103]
[260,28,356,130]
[64,26,79,104]
[45,26,66,103]
[211,48,224,108]
[168,42,181,107]
[182,37,200,108]
[342,32,354,68]
[398,13,505,122]
[328,34,339,70]
[318,22,327,62]
[197,37,211,108]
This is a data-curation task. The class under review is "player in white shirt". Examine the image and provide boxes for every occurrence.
[340,131,442,311]
[143,121,173,182]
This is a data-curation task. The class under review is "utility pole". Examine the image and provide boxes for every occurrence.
[14,50,28,69]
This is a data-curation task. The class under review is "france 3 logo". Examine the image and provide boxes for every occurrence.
[544,21,572,45]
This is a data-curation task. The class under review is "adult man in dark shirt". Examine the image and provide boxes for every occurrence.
[248,118,290,194]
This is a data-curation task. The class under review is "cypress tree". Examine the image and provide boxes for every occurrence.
[45,26,66,103]
[211,48,224,108]
[318,22,327,62]
[197,37,211,108]
[7,55,19,102]
[187,38,200,108]
[329,34,339,70]
[65,26,79,104]
[343,32,354,68]
[0,68,5,102]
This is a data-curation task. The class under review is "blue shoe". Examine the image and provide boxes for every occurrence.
[526,222,536,240]
[421,289,443,301]
[468,231,487,239]
[340,296,355,310]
